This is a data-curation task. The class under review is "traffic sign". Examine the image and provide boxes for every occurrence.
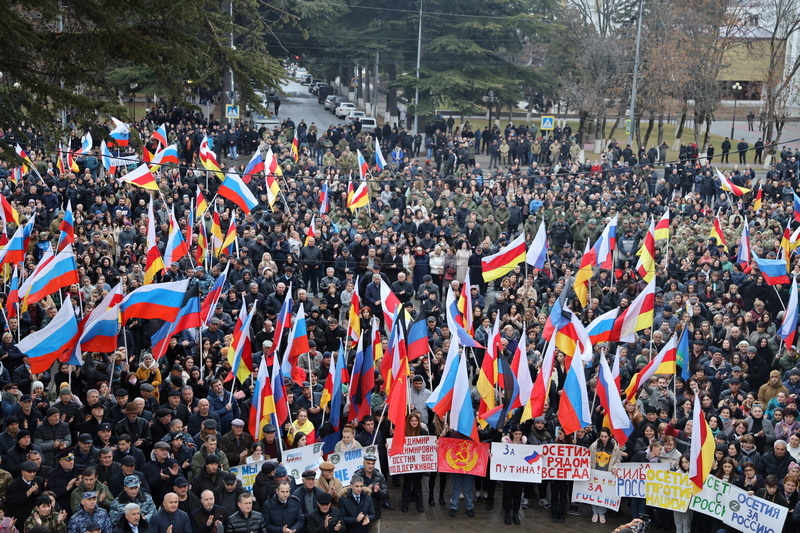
[225,104,239,119]
[541,116,555,130]
[625,119,631,135]
[350,78,360,88]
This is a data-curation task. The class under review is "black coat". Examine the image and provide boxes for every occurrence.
[113,515,149,533]
[305,507,346,533]
[6,475,44,521]
[338,490,376,533]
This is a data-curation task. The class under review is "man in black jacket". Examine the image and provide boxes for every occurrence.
[339,475,376,533]
[305,492,344,533]
[6,461,44,522]
[262,480,305,533]
[225,492,263,533]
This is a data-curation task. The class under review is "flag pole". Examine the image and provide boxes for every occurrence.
[775,286,787,311]
[372,402,388,446]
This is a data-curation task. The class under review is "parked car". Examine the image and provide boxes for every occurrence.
[359,117,378,131]
[323,95,337,110]
[335,102,356,118]
[329,96,349,113]
[316,84,333,101]
[299,74,313,85]
[308,79,324,93]
[345,110,367,125]
[294,70,309,82]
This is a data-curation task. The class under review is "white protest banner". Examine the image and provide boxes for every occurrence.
[541,444,590,480]
[644,468,692,511]
[613,462,670,498]
[283,442,324,482]
[490,442,543,482]
[387,436,438,475]
[689,475,788,533]
[572,469,621,511]
[230,460,269,492]
[328,446,378,487]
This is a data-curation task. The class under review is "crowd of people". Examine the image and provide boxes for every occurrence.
[0,95,799,533]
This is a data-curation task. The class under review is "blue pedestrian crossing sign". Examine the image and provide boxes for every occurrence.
[541,116,555,130]
[225,105,239,119]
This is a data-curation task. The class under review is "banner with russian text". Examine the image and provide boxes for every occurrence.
[689,475,788,533]
[283,442,324,482]
[644,468,692,512]
[387,436,439,475]
[437,437,489,477]
[328,446,377,487]
[490,442,543,482]
[572,469,621,511]
[613,462,669,498]
[540,444,590,480]
[230,460,269,492]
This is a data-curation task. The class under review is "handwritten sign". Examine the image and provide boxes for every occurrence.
[572,469,621,511]
[387,436,438,475]
[282,442,324,482]
[230,460,268,492]
[541,444,590,480]
[644,468,693,511]
[490,443,543,483]
[613,462,669,498]
[689,475,788,533]
[328,446,377,487]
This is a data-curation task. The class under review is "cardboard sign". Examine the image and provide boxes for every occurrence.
[328,446,377,487]
[283,442,324,482]
[572,469,621,511]
[613,462,670,498]
[437,438,490,477]
[689,475,788,533]
[230,460,269,492]
[644,468,693,511]
[541,444,590,480]
[387,436,438,475]
[490,442,543,482]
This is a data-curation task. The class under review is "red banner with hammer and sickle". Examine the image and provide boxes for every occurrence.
[437,437,490,476]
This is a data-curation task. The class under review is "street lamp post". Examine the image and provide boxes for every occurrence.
[482,90,497,128]
[730,82,742,139]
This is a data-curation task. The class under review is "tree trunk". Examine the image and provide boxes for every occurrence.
[577,110,588,147]
[672,103,688,151]
[657,114,664,146]
[385,62,397,119]
[364,66,371,113]
[607,104,626,140]
[702,116,712,152]
[642,113,655,148]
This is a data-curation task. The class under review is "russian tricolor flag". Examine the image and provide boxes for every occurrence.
[219,172,259,214]
[18,302,80,373]
[120,279,189,323]
[151,290,201,360]
[451,347,478,440]
[753,253,790,286]
[779,277,799,350]
[737,218,751,267]
[427,339,460,417]
[242,151,265,184]
[109,117,130,147]
[586,307,623,344]
[593,214,618,269]
[596,354,633,446]
[557,340,592,435]
[163,207,189,267]
[374,137,387,170]
[152,124,168,148]
[320,180,330,215]
[58,200,74,252]
[200,266,228,324]
[79,283,123,353]
[281,304,309,383]
[23,243,79,305]
[526,220,548,270]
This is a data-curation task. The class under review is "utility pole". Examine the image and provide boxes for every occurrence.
[374,50,379,119]
[627,0,644,148]
[412,0,423,136]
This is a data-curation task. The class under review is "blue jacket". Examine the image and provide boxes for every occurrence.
[207,390,239,433]
[261,493,305,533]
[149,508,192,533]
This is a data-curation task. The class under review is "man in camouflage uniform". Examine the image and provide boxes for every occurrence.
[67,491,112,533]
[109,475,157,525]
